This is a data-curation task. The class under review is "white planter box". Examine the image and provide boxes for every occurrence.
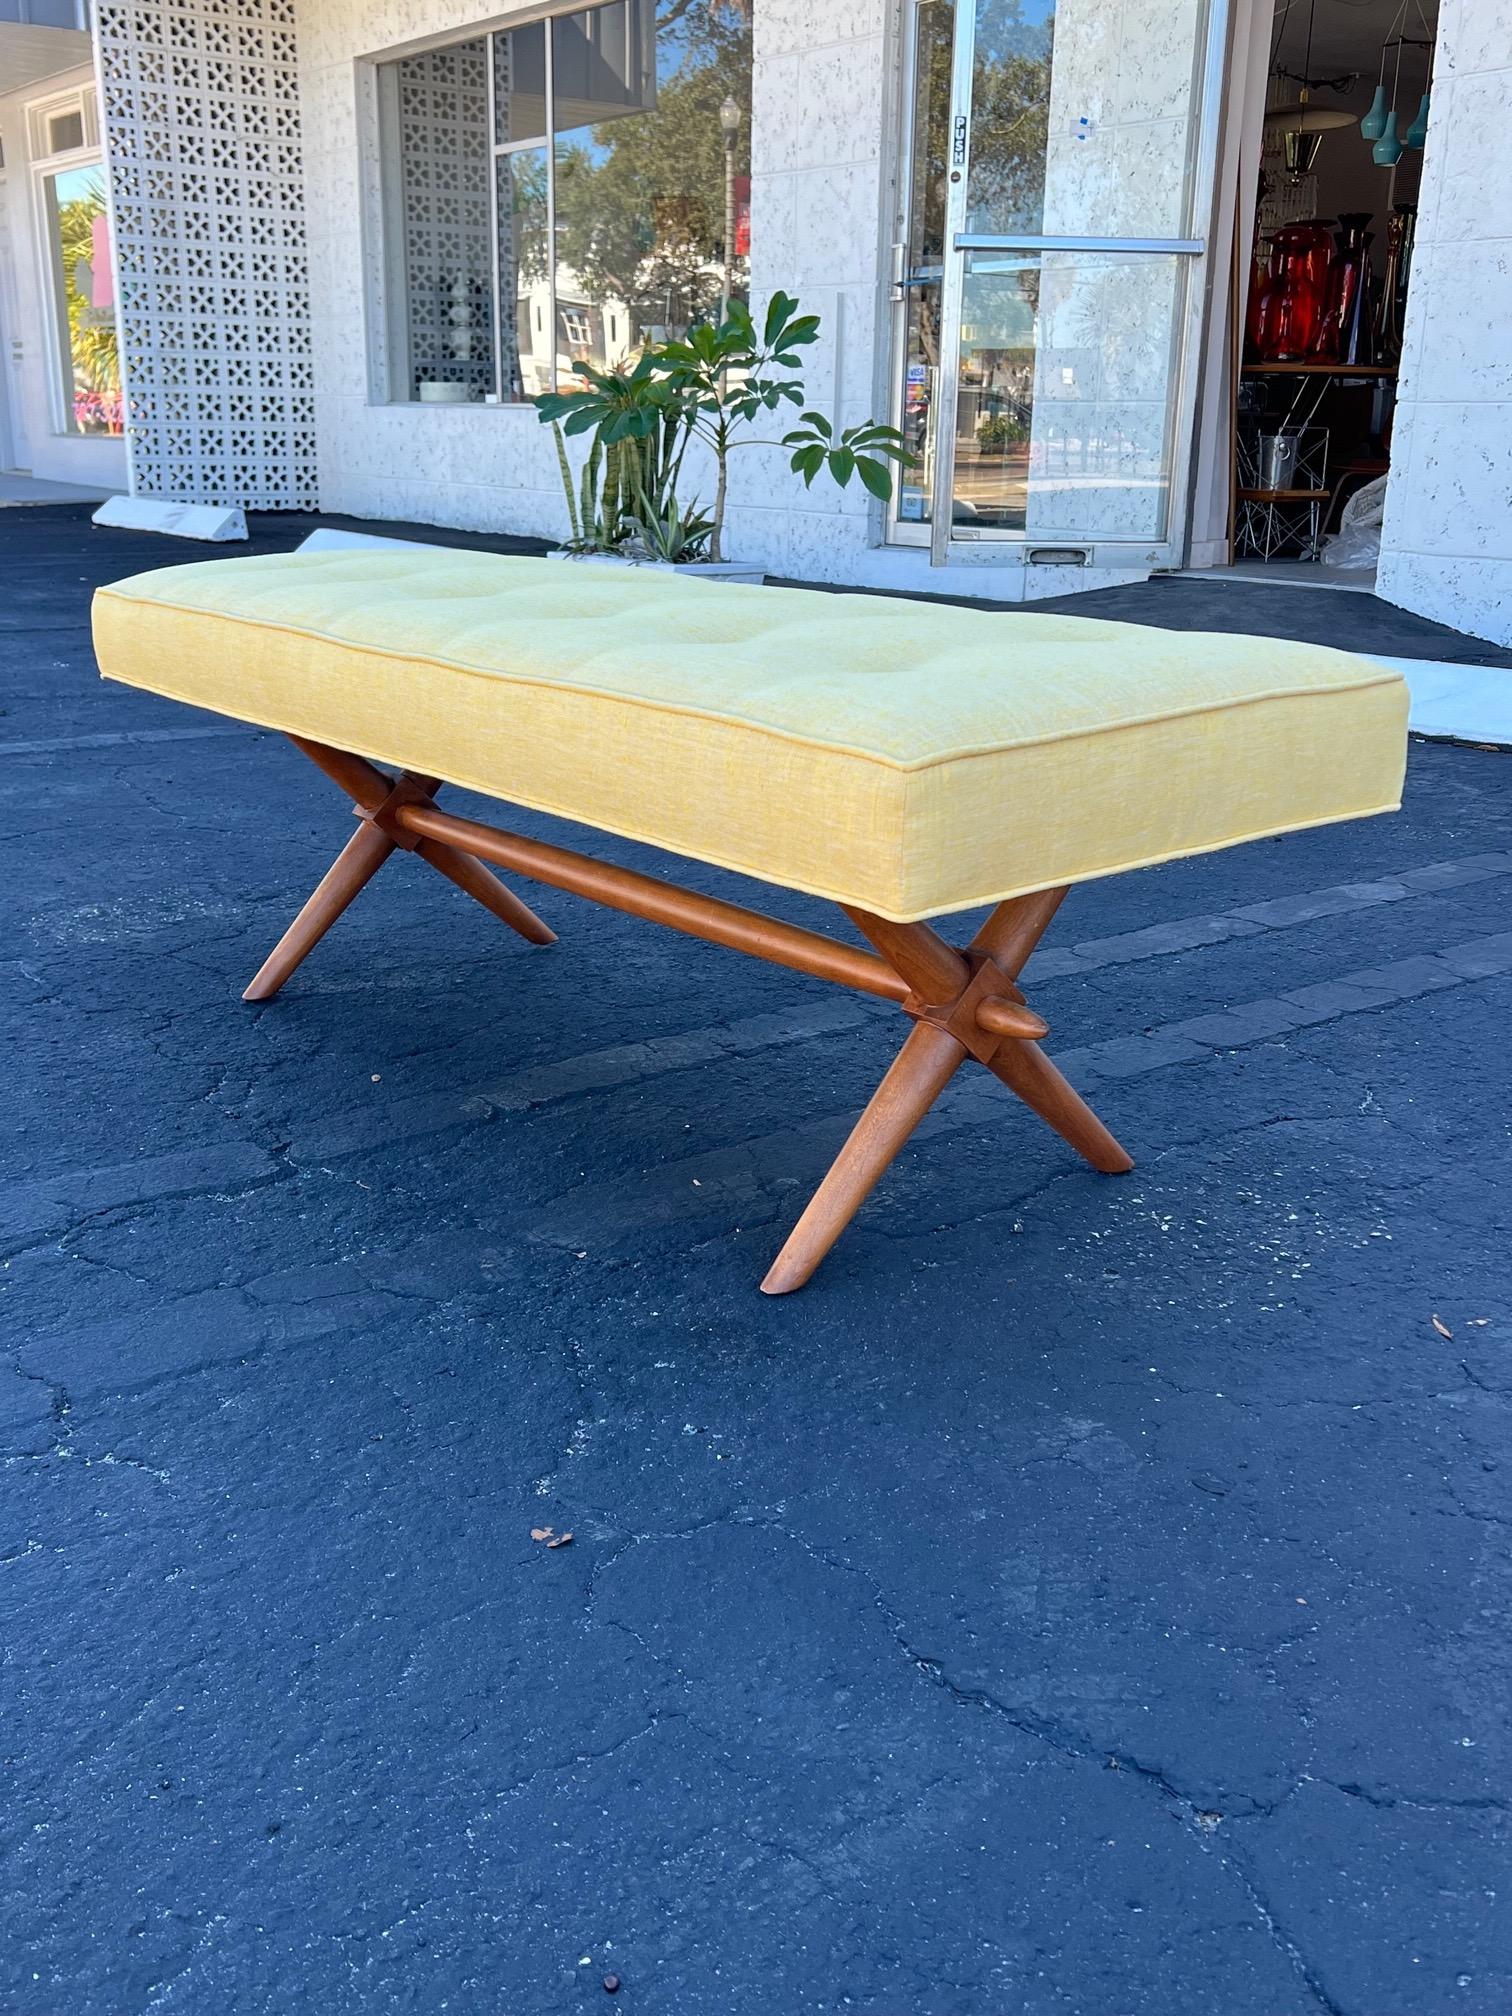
[548,550,765,586]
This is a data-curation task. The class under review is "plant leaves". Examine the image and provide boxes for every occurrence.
[856,454,894,500]
[763,289,796,345]
[791,443,825,485]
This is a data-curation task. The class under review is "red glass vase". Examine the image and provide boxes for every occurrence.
[1246,248,1277,358]
[1316,212,1374,365]
[1263,222,1335,361]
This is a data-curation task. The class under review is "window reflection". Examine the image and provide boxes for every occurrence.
[965,0,1055,238]
[547,0,750,392]
[394,37,499,403]
[384,2,752,404]
[45,166,122,437]
[952,253,1182,539]
[966,0,1202,243]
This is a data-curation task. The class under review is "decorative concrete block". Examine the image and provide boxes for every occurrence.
[97,0,316,511]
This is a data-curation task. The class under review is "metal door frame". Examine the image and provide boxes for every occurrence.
[888,0,1233,570]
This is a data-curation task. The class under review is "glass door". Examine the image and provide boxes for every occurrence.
[891,0,1228,567]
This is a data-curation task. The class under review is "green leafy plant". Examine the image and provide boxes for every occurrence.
[654,292,910,562]
[626,492,717,565]
[540,352,693,555]
[781,411,919,502]
[976,408,1028,450]
[536,291,912,567]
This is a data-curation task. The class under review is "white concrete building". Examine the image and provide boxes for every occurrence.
[1,0,1507,643]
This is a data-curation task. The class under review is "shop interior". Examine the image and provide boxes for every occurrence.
[1227,0,1436,585]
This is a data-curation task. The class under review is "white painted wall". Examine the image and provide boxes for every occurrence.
[303,0,906,573]
[299,0,1215,600]
[721,0,891,585]
[1377,1,1512,646]
[299,0,563,536]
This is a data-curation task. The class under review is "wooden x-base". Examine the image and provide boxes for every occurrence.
[248,737,1132,1293]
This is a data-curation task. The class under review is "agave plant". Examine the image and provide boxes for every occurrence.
[624,492,716,565]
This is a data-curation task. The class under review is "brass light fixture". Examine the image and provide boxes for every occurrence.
[1265,0,1354,178]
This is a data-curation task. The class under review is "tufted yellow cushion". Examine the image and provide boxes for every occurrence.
[93,548,1408,923]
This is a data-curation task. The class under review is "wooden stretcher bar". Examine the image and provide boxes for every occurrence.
[245,736,1132,1293]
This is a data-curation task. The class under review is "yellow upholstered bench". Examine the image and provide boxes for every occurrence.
[93,546,1409,1291]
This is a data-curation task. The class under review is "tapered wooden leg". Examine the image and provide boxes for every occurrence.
[969,887,1068,973]
[414,838,557,946]
[243,820,398,1002]
[763,892,1131,1292]
[970,890,1132,1173]
[245,740,555,999]
[986,1040,1133,1173]
[760,1019,968,1295]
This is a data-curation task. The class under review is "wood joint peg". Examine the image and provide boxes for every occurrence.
[903,948,1048,1062]
[357,772,441,853]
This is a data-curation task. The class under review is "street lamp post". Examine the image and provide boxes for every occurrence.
[719,94,742,321]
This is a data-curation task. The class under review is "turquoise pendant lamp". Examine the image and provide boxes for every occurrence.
[1405,91,1431,147]
[1373,109,1404,165]
[1360,84,1389,139]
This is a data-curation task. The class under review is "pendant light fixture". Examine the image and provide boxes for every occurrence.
[1283,129,1325,179]
[1264,0,1354,160]
[1363,0,1435,161]
[1360,84,1389,140]
[1373,107,1403,166]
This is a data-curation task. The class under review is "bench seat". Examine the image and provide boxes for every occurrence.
[93,547,1407,923]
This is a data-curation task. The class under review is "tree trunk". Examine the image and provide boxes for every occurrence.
[711,444,728,565]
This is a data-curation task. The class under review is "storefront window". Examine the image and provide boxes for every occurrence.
[43,165,123,438]
[893,0,1216,555]
[380,0,751,404]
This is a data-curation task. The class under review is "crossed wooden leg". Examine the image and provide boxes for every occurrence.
[759,889,1132,1295]
[246,735,1129,1295]
[243,738,553,1002]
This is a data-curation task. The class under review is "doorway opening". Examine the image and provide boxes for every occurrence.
[1202,0,1437,593]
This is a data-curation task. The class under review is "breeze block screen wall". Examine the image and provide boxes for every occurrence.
[95,0,318,510]
[391,37,494,404]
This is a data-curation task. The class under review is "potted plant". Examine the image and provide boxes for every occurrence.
[536,293,911,579]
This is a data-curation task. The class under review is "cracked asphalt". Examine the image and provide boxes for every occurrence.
[3,504,1510,2016]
